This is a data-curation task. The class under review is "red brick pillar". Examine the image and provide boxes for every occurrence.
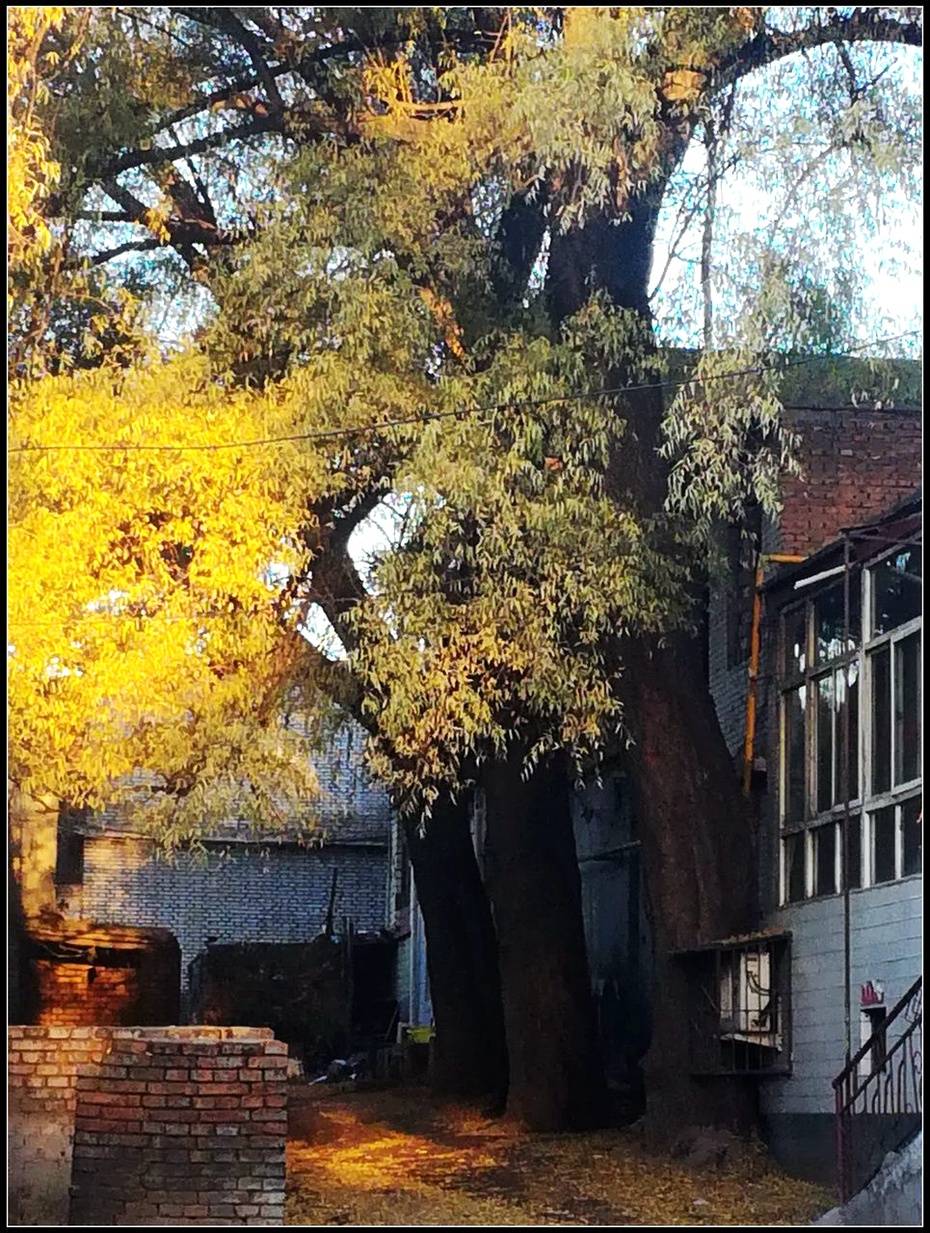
[69,1030,288,1226]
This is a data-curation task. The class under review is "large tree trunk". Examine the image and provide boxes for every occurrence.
[620,634,758,1132]
[481,749,607,1130]
[404,790,508,1107]
[547,194,759,1131]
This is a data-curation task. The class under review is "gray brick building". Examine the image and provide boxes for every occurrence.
[743,493,922,1182]
[56,723,394,1012]
[704,364,921,1185]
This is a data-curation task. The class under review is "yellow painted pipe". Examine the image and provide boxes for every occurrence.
[741,552,806,798]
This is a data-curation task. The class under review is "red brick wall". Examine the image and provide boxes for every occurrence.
[778,407,921,557]
[8,1026,287,1227]
[23,926,181,1026]
[9,1026,120,1224]
[34,961,141,1026]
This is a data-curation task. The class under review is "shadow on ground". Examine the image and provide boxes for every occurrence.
[286,1087,833,1226]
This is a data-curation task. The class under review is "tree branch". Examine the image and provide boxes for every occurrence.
[308,544,370,655]
[331,483,395,553]
[713,8,921,92]
[74,210,137,223]
[177,7,285,119]
[99,177,240,266]
[490,185,550,311]
[90,238,161,266]
[147,34,370,138]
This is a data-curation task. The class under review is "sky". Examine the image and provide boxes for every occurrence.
[651,140,923,352]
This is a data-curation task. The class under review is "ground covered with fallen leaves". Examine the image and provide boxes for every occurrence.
[286,1086,833,1226]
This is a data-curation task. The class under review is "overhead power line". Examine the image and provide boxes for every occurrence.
[8,330,920,456]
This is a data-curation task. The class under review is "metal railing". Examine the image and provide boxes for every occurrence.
[833,976,922,1202]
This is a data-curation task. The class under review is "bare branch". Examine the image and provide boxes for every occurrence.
[95,117,280,181]
[177,7,286,119]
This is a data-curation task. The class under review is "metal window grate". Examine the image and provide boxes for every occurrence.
[678,933,792,1076]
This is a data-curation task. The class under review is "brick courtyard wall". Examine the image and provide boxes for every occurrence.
[8,1026,287,1227]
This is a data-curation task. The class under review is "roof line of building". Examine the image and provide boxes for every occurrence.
[760,488,922,594]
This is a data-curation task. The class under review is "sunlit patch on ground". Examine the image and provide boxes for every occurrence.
[286,1087,834,1226]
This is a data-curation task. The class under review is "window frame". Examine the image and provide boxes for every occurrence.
[778,582,862,904]
[861,541,922,886]
[777,537,921,905]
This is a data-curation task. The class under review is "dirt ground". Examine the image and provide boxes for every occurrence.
[286,1086,834,1226]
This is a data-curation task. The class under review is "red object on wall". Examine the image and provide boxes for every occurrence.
[859,980,885,1007]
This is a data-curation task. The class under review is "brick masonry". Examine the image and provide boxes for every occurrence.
[776,406,921,560]
[33,960,141,1026]
[8,1025,287,1227]
[20,921,181,1029]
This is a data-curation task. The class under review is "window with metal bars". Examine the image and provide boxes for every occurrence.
[679,933,791,1076]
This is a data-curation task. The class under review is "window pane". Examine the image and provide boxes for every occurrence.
[783,606,808,677]
[813,823,838,896]
[872,546,921,636]
[871,647,891,795]
[784,833,806,903]
[845,814,862,889]
[783,687,807,823]
[815,584,859,665]
[836,666,859,804]
[902,796,922,877]
[894,632,921,785]
[872,806,896,884]
[816,675,835,814]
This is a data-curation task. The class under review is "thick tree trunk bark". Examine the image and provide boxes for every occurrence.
[481,749,607,1130]
[403,791,508,1107]
[619,634,759,1132]
[547,193,760,1131]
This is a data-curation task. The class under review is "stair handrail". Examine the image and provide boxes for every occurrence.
[832,975,922,1202]
[832,976,922,1109]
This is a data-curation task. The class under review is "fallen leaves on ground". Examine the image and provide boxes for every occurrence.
[286,1087,833,1226]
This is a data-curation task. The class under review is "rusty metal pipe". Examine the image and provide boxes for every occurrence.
[741,552,806,798]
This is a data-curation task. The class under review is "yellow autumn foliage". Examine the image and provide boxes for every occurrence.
[7,7,67,275]
[7,352,338,845]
